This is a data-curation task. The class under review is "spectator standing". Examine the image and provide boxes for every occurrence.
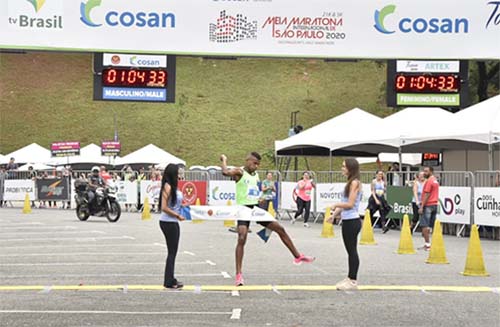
[293,171,316,228]
[411,172,426,232]
[367,170,391,233]
[418,166,439,251]
[260,172,276,211]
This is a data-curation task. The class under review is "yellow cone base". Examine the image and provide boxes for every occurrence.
[320,208,334,238]
[22,193,32,214]
[192,198,203,223]
[359,210,376,245]
[397,214,416,254]
[426,220,448,264]
[461,224,489,276]
[141,197,151,220]
[224,220,236,227]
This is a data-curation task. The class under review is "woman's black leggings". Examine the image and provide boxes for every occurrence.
[159,221,180,287]
[294,197,311,223]
[341,218,362,280]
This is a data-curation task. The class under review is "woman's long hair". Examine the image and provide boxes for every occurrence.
[159,164,179,207]
[344,158,360,197]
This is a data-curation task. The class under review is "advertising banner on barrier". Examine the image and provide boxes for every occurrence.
[437,187,471,225]
[0,1,498,59]
[36,178,70,201]
[474,188,500,227]
[140,180,161,204]
[3,180,36,201]
[316,183,371,216]
[387,186,414,220]
[116,181,138,204]
[179,181,207,206]
[280,181,316,212]
[208,180,236,206]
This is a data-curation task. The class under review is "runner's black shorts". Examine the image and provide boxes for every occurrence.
[237,204,272,227]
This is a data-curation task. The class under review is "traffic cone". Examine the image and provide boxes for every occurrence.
[192,198,203,224]
[359,209,376,245]
[462,224,489,276]
[268,201,276,218]
[224,200,235,227]
[320,207,334,238]
[426,219,449,264]
[397,214,416,254]
[22,193,32,214]
[141,197,151,220]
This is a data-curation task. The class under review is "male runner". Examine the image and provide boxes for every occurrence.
[221,152,315,286]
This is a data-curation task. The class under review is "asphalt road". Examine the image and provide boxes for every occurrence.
[0,208,499,327]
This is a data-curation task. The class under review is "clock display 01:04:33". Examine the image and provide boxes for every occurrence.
[102,68,167,87]
[394,74,459,93]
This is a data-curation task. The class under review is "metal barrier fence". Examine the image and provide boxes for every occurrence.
[474,171,500,187]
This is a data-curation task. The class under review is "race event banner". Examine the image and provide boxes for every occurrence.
[280,181,316,212]
[101,141,121,156]
[3,180,36,201]
[179,180,207,206]
[36,178,70,201]
[115,181,138,204]
[474,187,500,227]
[208,180,236,206]
[190,205,276,222]
[437,186,471,225]
[0,0,498,59]
[316,183,371,216]
[386,186,413,220]
[140,180,161,204]
[51,141,80,157]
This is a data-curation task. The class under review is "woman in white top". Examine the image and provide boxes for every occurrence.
[411,172,426,232]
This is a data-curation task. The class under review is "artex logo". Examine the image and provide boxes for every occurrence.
[26,0,46,13]
[373,4,469,34]
[80,0,176,28]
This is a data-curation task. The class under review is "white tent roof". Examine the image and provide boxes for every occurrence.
[116,144,185,166]
[275,108,396,156]
[4,143,52,164]
[357,153,422,166]
[18,163,54,171]
[0,154,6,165]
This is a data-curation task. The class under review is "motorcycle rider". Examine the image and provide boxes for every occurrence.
[88,166,105,207]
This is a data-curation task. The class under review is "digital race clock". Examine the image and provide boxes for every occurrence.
[93,53,176,103]
[387,60,469,109]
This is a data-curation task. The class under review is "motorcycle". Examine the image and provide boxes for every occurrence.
[74,179,121,223]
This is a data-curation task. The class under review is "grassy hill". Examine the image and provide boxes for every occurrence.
[0,52,391,170]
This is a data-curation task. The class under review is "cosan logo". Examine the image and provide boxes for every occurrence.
[80,0,176,28]
[374,4,469,34]
[7,0,63,29]
[130,56,161,67]
[211,186,236,201]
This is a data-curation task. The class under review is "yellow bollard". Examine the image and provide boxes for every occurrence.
[359,209,377,245]
[22,193,32,214]
[426,220,449,264]
[223,200,236,227]
[397,214,416,254]
[192,198,203,224]
[141,197,151,220]
[320,207,334,238]
[462,224,489,276]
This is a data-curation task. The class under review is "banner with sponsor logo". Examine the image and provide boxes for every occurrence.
[179,181,207,205]
[3,180,36,201]
[208,180,236,206]
[115,181,138,204]
[190,205,276,222]
[437,187,471,225]
[0,1,498,59]
[36,178,70,201]
[101,141,121,156]
[386,186,414,220]
[316,183,371,216]
[280,181,316,211]
[140,180,161,204]
[51,141,80,157]
[474,187,500,227]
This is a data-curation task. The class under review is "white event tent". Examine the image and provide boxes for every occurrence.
[4,143,52,165]
[116,144,185,167]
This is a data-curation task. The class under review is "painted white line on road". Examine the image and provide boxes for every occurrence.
[0,261,210,267]
[272,285,282,295]
[183,251,195,256]
[0,273,226,279]
[230,308,242,320]
[206,260,216,266]
[0,226,76,230]
[221,271,231,279]
[0,310,234,317]
[0,230,106,236]
[231,290,240,297]
[0,222,44,227]
[153,243,165,247]
[0,243,162,250]
[0,252,165,257]
[0,236,134,242]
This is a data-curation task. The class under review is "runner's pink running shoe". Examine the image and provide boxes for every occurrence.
[235,273,244,286]
[293,254,316,265]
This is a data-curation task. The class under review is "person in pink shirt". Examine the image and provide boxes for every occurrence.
[293,171,316,227]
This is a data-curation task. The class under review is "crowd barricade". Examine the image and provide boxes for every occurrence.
[473,171,500,240]
[180,171,209,206]
[279,170,316,221]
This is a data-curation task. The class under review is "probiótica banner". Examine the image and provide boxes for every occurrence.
[0,0,498,59]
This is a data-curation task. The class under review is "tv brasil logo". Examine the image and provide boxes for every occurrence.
[374,4,469,34]
[80,0,176,28]
[8,0,63,29]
